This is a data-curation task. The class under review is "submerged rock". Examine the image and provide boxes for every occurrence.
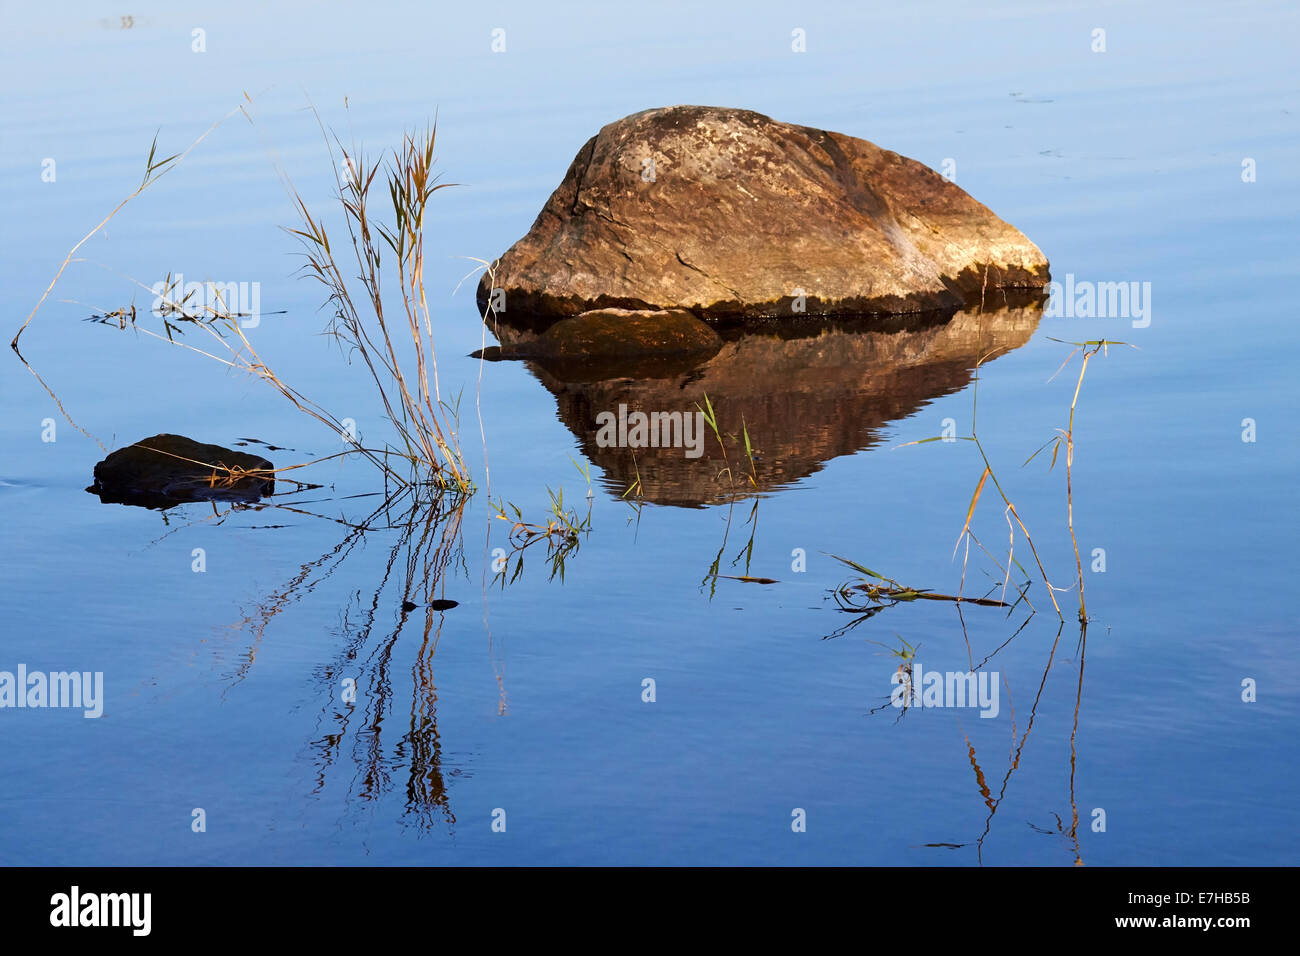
[472,307,722,380]
[477,105,1049,321]
[88,434,274,509]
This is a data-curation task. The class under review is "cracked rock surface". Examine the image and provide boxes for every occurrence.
[477,105,1049,322]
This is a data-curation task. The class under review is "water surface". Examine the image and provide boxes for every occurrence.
[1,0,1296,865]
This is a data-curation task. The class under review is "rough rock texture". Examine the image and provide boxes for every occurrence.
[89,434,274,509]
[472,307,722,381]
[477,106,1049,321]
[521,304,1042,507]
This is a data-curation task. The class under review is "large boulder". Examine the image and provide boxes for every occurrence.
[477,105,1049,321]
[88,434,274,509]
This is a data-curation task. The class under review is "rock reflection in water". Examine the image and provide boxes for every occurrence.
[503,303,1043,508]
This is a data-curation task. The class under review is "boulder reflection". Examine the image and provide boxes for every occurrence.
[501,302,1044,508]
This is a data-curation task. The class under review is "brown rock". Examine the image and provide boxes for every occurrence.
[472,307,722,380]
[477,105,1049,321]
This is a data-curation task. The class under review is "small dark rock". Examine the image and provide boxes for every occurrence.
[402,599,459,612]
[88,433,274,509]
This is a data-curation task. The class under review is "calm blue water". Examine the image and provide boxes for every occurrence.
[1,1,1296,865]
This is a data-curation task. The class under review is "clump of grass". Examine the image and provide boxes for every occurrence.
[620,449,646,517]
[1026,338,1135,622]
[491,489,592,584]
[898,350,1063,620]
[857,634,925,721]
[830,555,1015,612]
[490,459,594,584]
[19,98,477,496]
[842,336,1132,626]
[694,393,770,594]
[285,118,471,491]
[697,393,758,493]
